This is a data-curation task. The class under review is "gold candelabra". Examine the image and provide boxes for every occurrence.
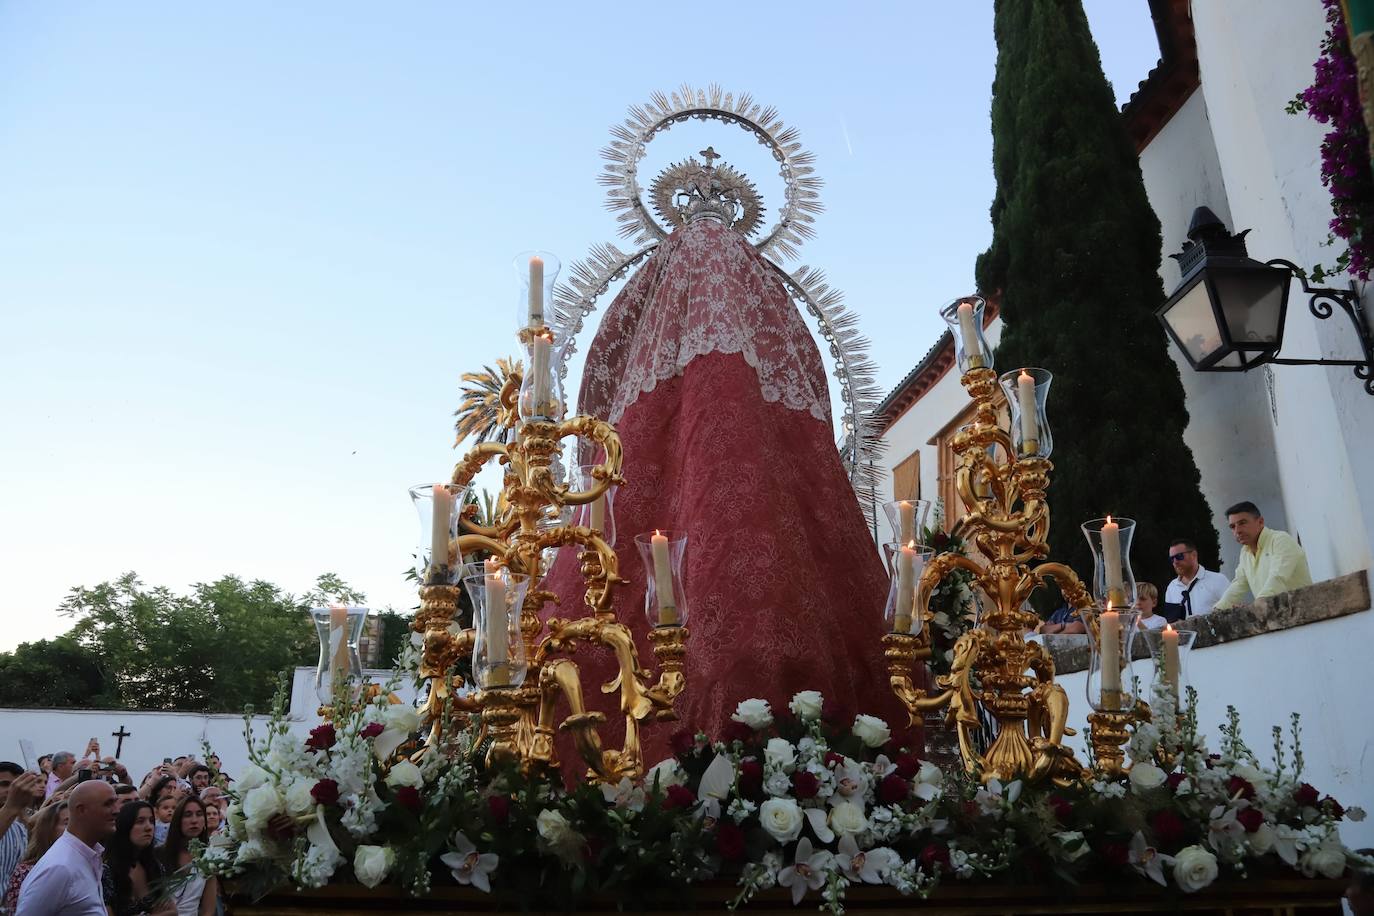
[884,359,1131,785]
[411,328,688,785]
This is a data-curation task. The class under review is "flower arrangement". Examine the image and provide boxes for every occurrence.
[198,682,1369,913]
[1287,0,1374,281]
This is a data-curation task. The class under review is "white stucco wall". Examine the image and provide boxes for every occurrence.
[1055,605,1374,850]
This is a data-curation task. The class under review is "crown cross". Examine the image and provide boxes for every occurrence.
[699,146,722,167]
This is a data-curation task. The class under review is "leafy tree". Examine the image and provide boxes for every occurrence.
[974,0,1220,605]
[0,637,117,708]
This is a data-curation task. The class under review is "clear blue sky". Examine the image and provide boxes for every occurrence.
[0,2,1160,650]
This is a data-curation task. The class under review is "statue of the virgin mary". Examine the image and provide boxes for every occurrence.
[545,87,905,759]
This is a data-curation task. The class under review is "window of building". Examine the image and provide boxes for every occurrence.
[891,450,920,501]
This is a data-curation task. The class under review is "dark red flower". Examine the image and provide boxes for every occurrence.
[360,722,385,739]
[394,785,422,813]
[1047,794,1074,825]
[920,842,950,872]
[663,784,697,810]
[738,760,764,799]
[792,770,820,799]
[1166,772,1188,792]
[305,723,336,751]
[878,774,909,805]
[893,754,921,780]
[1294,783,1321,807]
[1227,776,1256,801]
[1322,796,1346,819]
[1100,841,1130,867]
[823,752,846,769]
[487,795,510,825]
[931,531,951,550]
[1151,810,1188,848]
[310,778,340,806]
[715,821,746,861]
[720,721,754,744]
[1236,807,1264,833]
[670,728,696,758]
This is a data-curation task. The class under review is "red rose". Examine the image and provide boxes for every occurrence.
[1293,783,1320,807]
[720,721,755,744]
[1100,841,1130,867]
[823,752,846,769]
[1166,772,1188,792]
[670,728,696,757]
[715,821,746,861]
[1150,810,1188,848]
[663,784,697,810]
[1227,776,1256,801]
[305,723,336,751]
[931,532,951,549]
[738,760,764,799]
[792,770,820,799]
[920,842,950,872]
[310,778,340,806]
[1047,794,1074,825]
[1322,796,1346,819]
[487,795,511,824]
[394,785,422,813]
[878,774,909,805]
[893,754,921,780]
[1236,807,1264,833]
[360,722,385,739]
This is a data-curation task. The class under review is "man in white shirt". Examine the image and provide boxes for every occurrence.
[16,780,116,916]
[1162,538,1230,621]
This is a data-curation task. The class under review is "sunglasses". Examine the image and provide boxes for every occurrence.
[1169,551,1193,563]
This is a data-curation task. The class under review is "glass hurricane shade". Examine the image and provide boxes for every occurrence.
[881,542,934,635]
[462,567,531,690]
[1142,626,1197,709]
[1086,607,1141,712]
[311,606,368,704]
[634,531,688,628]
[1081,517,1138,610]
[573,464,618,547]
[940,296,993,374]
[514,250,560,331]
[517,332,566,421]
[881,498,932,549]
[409,483,471,584]
[997,368,1053,459]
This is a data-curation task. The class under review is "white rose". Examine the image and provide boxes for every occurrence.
[241,784,284,833]
[1055,830,1090,862]
[536,809,582,854]
[383,703,421,733]
[646,758,686,789]
[764,738,796,770]
[353,845,395,888]
[237,763,270,792]
[1249,823,1275,855]
[384,760,424,789]
[758,798,804,843]
[1231,763,1265,785]
[732,698,774,731]
[828,801,869,836]
[1299,841,1347,880]
[1172,844,1219,893]
[1129,763,1167,794]
[917,761,943,786]
[788,691,823,721]
[284,778,317,817]
[851,714,891,749]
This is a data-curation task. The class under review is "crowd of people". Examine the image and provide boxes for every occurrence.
[0,741,229,916]
[1037,499,1313,636]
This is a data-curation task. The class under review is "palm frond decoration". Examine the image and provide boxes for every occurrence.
[454,357,521,446]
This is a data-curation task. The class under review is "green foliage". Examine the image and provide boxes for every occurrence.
[975,0,1220,606]
[0,636,118,708]
[374,609,414,668]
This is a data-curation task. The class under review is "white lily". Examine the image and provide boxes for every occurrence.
[776,838,833,905]
[440,832,498,893]
[1129,830,1172,886]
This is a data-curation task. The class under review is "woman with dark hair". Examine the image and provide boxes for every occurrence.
[2,801,66,911]
[159,795,217,916]
[102,800,175,916]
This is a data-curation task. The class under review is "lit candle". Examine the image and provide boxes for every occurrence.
[1099,607,1122,710]
[328,604,350,685]
[898,500,915,545]
[1101,516,1126,607]
[956,300,984,368]
[1016,369,1040,455]
[530,333,552,414]
[527,255,545,328]
[650,530,678,626]
[430,484,451,578]
[484,558,509,687]
[894,541,917,633]
[1162,624,1181,699]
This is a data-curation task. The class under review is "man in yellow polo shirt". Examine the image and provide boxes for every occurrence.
[1213,500,1312,610]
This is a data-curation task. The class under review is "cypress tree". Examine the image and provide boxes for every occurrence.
[974,0,1220,605]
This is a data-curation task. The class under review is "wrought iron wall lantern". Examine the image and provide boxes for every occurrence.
[1156,206,1373,397]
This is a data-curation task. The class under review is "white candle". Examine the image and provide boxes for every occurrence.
[956,300,983,368]
[530,333,552,413]
[1162,624,1181,699]
[527,255,545,328]
[430,484,451,577]
[894,542,917,633]
[651,530,678,625]
[898,500,915,546]
[1016,369,1039,454]
[484,558,509,687]
[1101,516,1125,606]
[1099,608,1122,709]
[328,604,350,683]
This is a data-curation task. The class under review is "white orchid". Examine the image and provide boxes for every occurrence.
[836,834,896,884]
[1129,831,1171,886]
[776,838,833,905]
[599,777,646,812]
[440,832,499,893]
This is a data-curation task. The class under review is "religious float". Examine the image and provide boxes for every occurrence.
[201,88,1367,914]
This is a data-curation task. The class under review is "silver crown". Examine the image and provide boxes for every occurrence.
[649,147,764,235]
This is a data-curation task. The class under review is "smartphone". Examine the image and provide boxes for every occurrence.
[163,757,173,765]
[77,769,93,783]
